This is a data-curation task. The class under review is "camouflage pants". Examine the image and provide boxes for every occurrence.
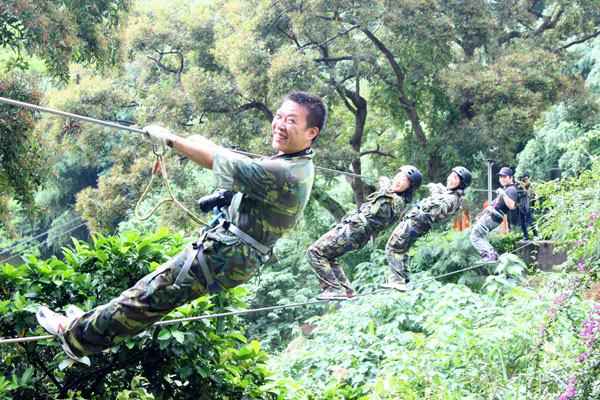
[63,237,259,357]
[306,222,370,294]
[470,211,500,256]
[385,219,429,283]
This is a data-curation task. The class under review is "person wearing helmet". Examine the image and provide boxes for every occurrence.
[307,165,423,300]
[384,166,472,291]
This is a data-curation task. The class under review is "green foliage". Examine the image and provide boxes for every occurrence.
[0,0,131,80]
[272,272,593,399]
[411,229,524,290]
[0,229,291,399]
[0,71,50,214]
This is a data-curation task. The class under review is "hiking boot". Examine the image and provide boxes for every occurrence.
[36,306,79,359]
[381,281,414,291]
[315,288,351,301]
[476,252,499,265]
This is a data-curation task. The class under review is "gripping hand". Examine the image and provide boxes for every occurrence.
[378,177,391,193]
[496,187,506,197]
[142,125,171,146]
[426,182,444,193]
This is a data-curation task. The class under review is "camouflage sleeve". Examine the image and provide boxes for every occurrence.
[420,193,460,222]
[212,151,298,206]
[363,195,392,220]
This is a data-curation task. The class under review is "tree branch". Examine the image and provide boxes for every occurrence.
[147,49,184,77]
[20,343,63,392]
[314,56,354,63]
[557,30,600,51]
[360,144,395,158]
[237,101,273,121]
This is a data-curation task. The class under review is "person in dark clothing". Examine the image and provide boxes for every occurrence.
[470,166,517,264]
[517,173,538,241]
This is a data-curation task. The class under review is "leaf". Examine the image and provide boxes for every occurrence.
[157,329,171,340]
[172,330,185,343]
[229,333,248,343]
[77,357,91,366]
[20,367,34,385]
[58,359,74,371]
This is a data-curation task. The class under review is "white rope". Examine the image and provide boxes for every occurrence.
[0,96,378,181]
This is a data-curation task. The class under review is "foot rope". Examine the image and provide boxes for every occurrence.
[0,241,533,345]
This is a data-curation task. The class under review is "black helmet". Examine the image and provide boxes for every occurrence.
[399,165,423,191]
[452,166,472,188]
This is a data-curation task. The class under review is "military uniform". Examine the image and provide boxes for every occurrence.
[306,190,408,295]
[386,184,463,283]
[62,149,314,357]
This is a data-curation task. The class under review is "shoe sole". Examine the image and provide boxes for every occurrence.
[315,295,348,301]
[36,307,63,336]
[381,283,413,291]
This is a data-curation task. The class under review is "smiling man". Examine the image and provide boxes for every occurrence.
[36,91,326,359]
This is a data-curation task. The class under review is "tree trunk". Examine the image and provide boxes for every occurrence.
[312,187,346,222]
[343,87,370,206]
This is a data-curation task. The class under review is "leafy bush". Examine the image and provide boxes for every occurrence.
[0,229,291,399]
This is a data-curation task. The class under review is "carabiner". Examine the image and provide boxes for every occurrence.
[153,144,167,156]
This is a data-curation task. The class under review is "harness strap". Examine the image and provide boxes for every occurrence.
[487,206,505,220]
[224,221,270,255]
[174,248,198,289]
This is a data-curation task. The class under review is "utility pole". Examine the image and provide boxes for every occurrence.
[486,159,494,204]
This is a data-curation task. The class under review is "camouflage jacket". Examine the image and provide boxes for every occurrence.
[342,190,408,234]
[210,148,315,247]
[405,186,463,230]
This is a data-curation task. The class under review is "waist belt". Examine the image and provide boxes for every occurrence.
[481,206,505,223]
[412,212,433,229]
[342,212,369,251]
[173,219,274,292]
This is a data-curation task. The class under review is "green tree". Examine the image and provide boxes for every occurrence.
[0,0,131,80]
[0,230,292,399]
[263,0,600,181]
[0,71,49,226]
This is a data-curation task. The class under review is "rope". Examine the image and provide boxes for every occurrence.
[0,96,145,134]
[135,148,209,227]
[0,96,378,182]
[0,240,534,345]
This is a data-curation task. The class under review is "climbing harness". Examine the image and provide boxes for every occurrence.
[173,206,276,291]
[135,144,209,227]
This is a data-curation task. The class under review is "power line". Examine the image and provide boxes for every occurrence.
[0,216,83,257]
[2,222,88,264]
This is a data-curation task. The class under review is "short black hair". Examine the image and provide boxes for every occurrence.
[283,91,328,137]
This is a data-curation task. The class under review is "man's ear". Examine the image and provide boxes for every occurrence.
[307,127,319,141]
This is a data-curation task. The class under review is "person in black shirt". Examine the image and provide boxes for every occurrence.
[470,166,517,264]
[516,173,538,241]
